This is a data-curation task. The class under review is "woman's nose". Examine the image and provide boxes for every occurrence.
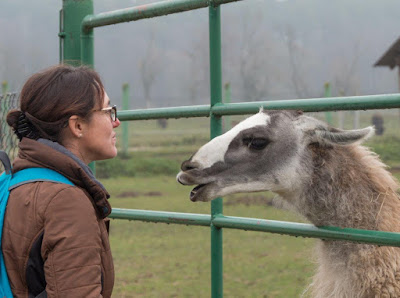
[181,160,200,171]
[113,118,121,128]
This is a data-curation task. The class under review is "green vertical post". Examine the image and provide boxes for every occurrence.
[122,83,130,156]
[209,4,223,298]
[81,18,94,67]
[223,83,231,132]
[61,0,93,66]
[324,82,333,125]
[80,6,95,172]
[1,81,7,95]
[61,0,95,171]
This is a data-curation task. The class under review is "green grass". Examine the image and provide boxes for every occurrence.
[104,177,315,297]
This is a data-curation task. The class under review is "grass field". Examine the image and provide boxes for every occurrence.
[98,110,400,297]
[104,177,316,297]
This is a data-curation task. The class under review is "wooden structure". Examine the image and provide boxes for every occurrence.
[374,37,400,87]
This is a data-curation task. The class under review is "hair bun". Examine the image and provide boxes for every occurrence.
[6,110,21,130]
[6,110,39,141]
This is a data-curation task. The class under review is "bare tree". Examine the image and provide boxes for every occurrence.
[183,50,203,104]
[221,8,284,102]
[236,12,272,101]
[283,26,313,98]
[139,30,163,109]
[182,30,209,105]
[333,43,360,97]
[0,46,26,91]
[332,44,361,129]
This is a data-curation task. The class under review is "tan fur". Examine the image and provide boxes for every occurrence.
[299,144,400,298]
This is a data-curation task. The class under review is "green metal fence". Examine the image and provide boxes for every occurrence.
[60,1,400,297]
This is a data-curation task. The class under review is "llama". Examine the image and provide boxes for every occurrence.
[176,110,400,298]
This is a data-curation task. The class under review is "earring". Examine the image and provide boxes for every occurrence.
[79,134,83,138]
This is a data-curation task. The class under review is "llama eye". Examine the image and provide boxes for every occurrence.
[243,138,270,150]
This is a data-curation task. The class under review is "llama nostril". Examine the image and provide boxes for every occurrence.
[181,160,199,171]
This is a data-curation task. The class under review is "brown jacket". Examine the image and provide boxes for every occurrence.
[2,138,114,297]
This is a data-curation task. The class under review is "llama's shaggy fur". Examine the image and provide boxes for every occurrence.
[298,144,400,298]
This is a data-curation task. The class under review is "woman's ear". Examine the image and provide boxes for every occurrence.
[67,116,85,139]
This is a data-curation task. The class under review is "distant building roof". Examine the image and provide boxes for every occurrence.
[374,37,400,69]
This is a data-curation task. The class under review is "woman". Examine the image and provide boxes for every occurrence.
[3,65,120,297]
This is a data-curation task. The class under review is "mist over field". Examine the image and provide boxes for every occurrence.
[1,0,399,109]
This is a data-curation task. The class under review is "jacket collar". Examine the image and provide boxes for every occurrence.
[13,138,112,218]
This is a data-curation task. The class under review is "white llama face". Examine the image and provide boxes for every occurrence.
[177,110,306,202]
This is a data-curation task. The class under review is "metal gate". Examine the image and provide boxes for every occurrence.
[60,1,400,297]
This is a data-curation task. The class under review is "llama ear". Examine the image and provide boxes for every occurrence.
[315,126,375,145]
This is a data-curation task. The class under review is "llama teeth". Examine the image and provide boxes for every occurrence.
[190,184,206,201]
[190,190,197,201]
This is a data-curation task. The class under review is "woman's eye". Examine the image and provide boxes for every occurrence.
[243,138,270,150]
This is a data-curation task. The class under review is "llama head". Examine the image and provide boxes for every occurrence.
[177,109,374,202]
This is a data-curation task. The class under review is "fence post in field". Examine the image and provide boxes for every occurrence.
[122,83,130,156]
[1,81,8,113]
[1,81,7,95]
[209,4,223,297]
[353,110,360,129]
[324,82,333,125]
[223,83,231,132]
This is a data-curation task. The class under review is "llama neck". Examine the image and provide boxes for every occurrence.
[296,144,399,229]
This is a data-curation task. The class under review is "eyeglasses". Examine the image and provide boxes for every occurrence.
[100,105,117,122]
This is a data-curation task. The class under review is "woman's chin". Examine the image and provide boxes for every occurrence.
[95,149,118,162]
[109,148,118,159]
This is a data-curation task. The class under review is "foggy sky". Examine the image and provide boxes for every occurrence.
[1,0,399,109]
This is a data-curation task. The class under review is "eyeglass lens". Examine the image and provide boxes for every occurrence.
[111,107,117,121]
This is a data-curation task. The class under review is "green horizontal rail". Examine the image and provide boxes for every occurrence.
[110,208,211,226]
[81,0,241,31]
[117,93,400,121]
[110,208,400,247]
[212,93,400,115]
[212,215,400,247]
[118,105,210,121]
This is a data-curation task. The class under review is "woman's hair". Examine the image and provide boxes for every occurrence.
[7,64,105,143]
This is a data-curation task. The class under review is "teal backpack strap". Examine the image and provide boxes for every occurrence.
[0,174,12,298]
[0,152,14,297]
[0,164,74,298]
[9,168,74,191]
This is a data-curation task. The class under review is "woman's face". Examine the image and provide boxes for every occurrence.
[79,92,121,164]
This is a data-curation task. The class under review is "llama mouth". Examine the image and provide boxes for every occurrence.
[190,184,207,202]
